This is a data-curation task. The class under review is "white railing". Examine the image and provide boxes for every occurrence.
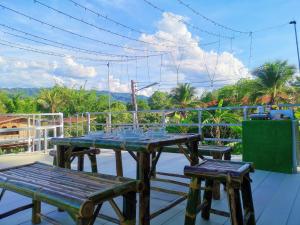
[0,113,64,152]
[73,103,300,143]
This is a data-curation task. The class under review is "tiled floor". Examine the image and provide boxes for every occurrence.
[0,151,300,225]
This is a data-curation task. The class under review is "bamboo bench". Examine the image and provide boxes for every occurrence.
[184,159,255,225]
[50,147,100,172]
[0,162,140,225]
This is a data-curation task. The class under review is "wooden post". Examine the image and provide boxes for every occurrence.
[184,177,201,225]
[227,185,244,225]
[201,179,213,220]
[189,140,199,166]
[241,173,256,225]
[57,145,66,168]
[123,191,137,225]
[77,155,84,171]
[212,153,222,200]
[115,150,124,177]
[88,154,98,173]
[139,152,150,225]
[32,200,41,224]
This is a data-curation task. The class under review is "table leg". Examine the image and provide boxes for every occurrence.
[189,141,199,166]
[212,153,222,200]
[114,150,124,177]
[139,152,150,225]
[57,145,66,168]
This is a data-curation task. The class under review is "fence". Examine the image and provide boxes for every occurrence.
[71,103,300,143]
[0,113,63,153]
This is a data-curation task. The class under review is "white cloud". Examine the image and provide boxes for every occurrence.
[140,12,250,86]
[52,57,97,79]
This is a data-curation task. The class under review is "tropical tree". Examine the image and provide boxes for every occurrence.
[148,91,171,109]
[170,83,197,108]
[37,85,66,113]
[202,100,240,145]
[251,60,296,104]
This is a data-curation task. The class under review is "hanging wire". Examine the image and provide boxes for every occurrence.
[0,3,167,53]
[34,0,186,50]
[142,0,234,39]
[0,38,138,63]
[0,24,161,58]
[176,0,250,34]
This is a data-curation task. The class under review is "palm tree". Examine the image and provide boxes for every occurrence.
[171,83,197,119]
[37,86,66,113]
[171,83,197,108]
[202,100,240,145]
[251,60,296,104]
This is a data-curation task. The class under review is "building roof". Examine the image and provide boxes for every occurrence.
[0,116,27,125]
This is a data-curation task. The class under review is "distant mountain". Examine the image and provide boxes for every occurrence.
[0,88,148,103]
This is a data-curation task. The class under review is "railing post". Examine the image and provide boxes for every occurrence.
[86,112,91,133]
[162,111,166,129]
[198,110,202,135]
[27,116,31,152]
[76,114,79,136]
[37,114,42,152]
[44,128,48,152]
[243,107,248,120]
[59,113,64,138]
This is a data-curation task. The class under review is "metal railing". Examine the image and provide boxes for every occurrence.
[72,103,300,143]
[0,113,64,152]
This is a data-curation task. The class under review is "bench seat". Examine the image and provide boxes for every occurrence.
[0,162,139,225]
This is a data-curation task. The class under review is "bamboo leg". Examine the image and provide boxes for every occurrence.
[212,153,222,200]
[115,150,124,177]
[32,200,41,224]
[189,141,199,166]
[57,145,66,168]
[76,218,91,225]
[151,152,157,178]
[136,152,140,179]
[184,177,201,225]
[123,191,137,225]
[241,173,256,225]
[88,154,98,173]
[224,152,231,161]
[201,179,213,220]
[77,155,84,171]
[227,186,244,225]
[52,155,57,166]
[139,152,150,225]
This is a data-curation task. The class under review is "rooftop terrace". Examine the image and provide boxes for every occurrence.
[1,151,300,225]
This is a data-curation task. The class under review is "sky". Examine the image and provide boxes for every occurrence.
[0,0,299,96]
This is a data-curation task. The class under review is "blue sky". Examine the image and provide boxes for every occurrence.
[0,0,299,95]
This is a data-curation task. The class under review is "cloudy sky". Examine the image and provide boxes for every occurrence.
[0,0,299,96]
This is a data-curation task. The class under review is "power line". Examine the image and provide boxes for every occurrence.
[0,39,142,63]
[142,0,234,39]
[0,3,166,53]
[176,0,250,34]
[0,24,163,59]
[34,0,183,49]
[67,0,192,48]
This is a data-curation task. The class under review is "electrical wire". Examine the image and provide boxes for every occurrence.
[0,3,167,53]
[176,0,250,34]
[142,0,234,39]
[0,24,163,59]
[0,39,140,63]
[34,0,187,49]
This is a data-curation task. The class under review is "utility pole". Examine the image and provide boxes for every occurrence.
[290,20,300,72]
[131,80,138,128]
[107,62,112,132]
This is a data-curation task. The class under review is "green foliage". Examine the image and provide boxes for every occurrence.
[148,91,171,109]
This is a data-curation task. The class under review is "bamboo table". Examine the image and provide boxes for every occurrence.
[51,133,201,225]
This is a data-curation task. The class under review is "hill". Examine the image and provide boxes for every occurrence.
[0,88,148,103]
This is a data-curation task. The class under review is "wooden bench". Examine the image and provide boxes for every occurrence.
[184,159,255,225]
[0,162,140,225]
[50,147,100,172]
